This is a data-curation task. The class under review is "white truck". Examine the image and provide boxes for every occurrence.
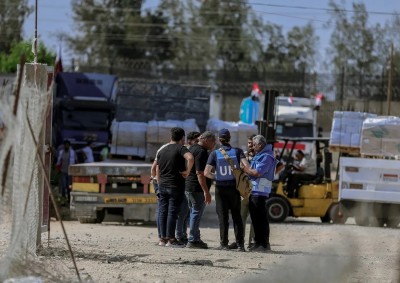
[338,157,400,227]
[274,96,318,155]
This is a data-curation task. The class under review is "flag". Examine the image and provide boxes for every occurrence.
[314,92,324,110]
[315,92,324,107]
[54,44,63,78]
[251,83,262,98]
[288,95,294,105]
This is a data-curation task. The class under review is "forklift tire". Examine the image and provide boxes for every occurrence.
[320,214,331,223]
[329,203,347,224]
[266,197,289,223]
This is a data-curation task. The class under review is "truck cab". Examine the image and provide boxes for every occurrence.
[53,72,117,157]
[274,96,316,155]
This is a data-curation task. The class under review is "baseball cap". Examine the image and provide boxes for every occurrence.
[218,128,231,139]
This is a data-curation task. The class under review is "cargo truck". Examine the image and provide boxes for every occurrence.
[68,78,210,223]
[337,157,400,227]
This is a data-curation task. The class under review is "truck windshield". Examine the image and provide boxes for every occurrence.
[276,123,313,138]
[62,110,109,130]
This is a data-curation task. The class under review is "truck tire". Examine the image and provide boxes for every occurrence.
[96,209,105,223]
[78,210,105,224]
[386,204,400,228]
[354,215,369,226]
[79,218,97,224]
[266,197,289,223]
[386,217,400,228]
[329,203,347,224]
[369,217,386,227]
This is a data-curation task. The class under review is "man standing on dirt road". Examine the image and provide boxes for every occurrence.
[156,127,194,247]
[243,135,279,252]
[175,131,201,244]
[204,128,249,251]
[185,131,216,249]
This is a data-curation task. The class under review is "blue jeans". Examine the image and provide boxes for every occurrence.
[186,191,206,242]
[153,180,161,239]
[158,186,184,239]
[175,194,189,240]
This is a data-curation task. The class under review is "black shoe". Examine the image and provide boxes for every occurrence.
[228,242,238,250]
[218,244,229,250]
[186,240,208,249]
[252,245,270,253]
[237,245,246,252]
[165,239,186,248]
[177,237,188,245]
[248,244,260,251]
[247,242,255,250]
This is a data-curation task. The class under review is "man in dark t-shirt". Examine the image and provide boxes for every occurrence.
[156,127,194,247]
[185,131,216,249]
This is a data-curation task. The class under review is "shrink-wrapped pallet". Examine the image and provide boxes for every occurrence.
[329,111,376,149]
[147,119,200,144]
[207,119,258,151]
[110,120,147,157]
[145,119,200,160]
[361,116,400,157]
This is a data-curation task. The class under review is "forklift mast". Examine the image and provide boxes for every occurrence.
[256,90,279,144]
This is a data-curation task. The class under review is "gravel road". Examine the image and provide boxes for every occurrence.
[29,215,400,283]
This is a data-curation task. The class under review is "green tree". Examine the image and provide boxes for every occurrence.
[0,40,55,73]
[68,0,174,69]
[0,0,32,54]
[286,23,318,72]
[326,0,377,98]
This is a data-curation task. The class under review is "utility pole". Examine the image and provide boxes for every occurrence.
[386,43,394,115]
[340,65,344,110]
[34,0,38,63]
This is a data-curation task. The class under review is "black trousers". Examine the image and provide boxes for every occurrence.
[215,185,244,246]
[249,194,269,247]
[287,173,316,197]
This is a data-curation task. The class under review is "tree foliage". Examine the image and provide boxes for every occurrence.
[0,40,55,73]
[0,0,32,54]
[67,0,319,76]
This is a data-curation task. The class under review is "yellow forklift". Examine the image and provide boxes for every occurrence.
[257,90,342,223]
[267,137,342,223]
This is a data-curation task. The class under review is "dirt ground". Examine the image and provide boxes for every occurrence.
[28,212,399,283]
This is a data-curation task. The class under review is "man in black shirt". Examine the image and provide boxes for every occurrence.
[156,127,194,247]
[185,131,216,249]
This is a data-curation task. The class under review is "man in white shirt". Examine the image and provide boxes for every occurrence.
[82,141,95,163]
[286,150,317,198]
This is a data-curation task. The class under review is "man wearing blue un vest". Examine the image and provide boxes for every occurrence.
[204,128,250,251]
[243,135,280,252]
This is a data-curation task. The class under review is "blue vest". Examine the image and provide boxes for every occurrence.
[215,148,239,182]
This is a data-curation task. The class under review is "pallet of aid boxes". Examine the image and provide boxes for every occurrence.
[146,119,200,160]
[360,116,400,158]
[206,118,258,151]
[329,111,377,155]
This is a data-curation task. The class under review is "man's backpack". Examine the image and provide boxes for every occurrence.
[218,148,252,199]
